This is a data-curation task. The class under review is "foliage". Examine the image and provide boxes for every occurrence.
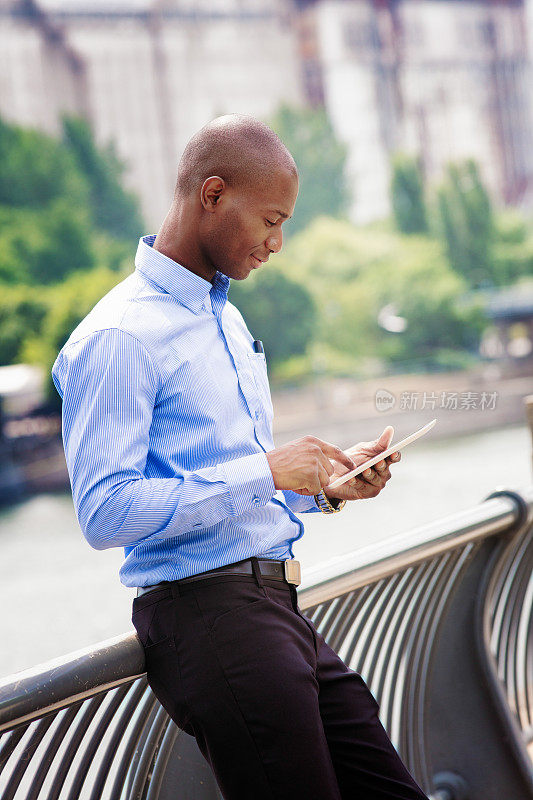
[281,217,486,372]
[0,203,95,285]
[0,117,88,210]
[0,114,143,288]
[436,160,495,289]
[270,226,381,365]
[489,210,533,286]
[21,266,126,407]
[91,233,133,274]
[273,215,377,287]
[62,116,144,240]
[268,104,349,235]
[494,210,527,245]
[390,154,428,234]
[370,249,486,366]
[228,268,317,366]
[4,111,532,394]
[491,238,533,286]
[0,285,49,366]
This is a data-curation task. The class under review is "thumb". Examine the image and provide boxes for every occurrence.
[376,425,394,451]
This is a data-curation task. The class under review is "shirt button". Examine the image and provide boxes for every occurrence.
[252,496,261,505]
[254,410,260,420]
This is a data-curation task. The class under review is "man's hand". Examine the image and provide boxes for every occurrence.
[324,426,401,503]
[265,436,356,496]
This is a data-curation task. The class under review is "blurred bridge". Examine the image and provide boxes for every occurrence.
[0,484,532,800]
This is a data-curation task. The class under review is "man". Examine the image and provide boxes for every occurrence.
[52,115,429,799]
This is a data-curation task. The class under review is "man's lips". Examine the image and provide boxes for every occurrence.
[251,255,268,266]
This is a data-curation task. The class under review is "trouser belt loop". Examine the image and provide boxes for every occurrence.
[251,556,264,588]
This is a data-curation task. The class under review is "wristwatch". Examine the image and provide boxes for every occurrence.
[313,489,346,514]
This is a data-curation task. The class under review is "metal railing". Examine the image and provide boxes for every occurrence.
[0,485,531,800]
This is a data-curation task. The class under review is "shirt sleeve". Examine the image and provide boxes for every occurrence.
[52,328,276,551]
[280,490,320,514]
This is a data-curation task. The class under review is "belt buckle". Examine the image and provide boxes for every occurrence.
[283,559,301,586]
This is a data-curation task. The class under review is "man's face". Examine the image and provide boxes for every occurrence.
[202,167,298,281]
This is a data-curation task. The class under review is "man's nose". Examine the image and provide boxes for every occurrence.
[266,229,282,254]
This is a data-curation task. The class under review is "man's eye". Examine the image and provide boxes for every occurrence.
[265,219,276,227]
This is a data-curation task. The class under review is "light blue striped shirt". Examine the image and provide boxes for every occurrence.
[52,234,318,588]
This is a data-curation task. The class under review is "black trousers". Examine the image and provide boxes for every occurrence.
[131,566,430,800]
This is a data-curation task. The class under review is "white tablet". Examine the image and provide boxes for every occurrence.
[327,418,437,490]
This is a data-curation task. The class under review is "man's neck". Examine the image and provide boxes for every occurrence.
[153,206,216,284]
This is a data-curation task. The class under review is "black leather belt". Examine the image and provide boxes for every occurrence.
[136,558,301,598]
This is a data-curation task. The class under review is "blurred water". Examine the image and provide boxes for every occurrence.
[0,422,530,678]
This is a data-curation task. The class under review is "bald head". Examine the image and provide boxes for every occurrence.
[155,114,299,283]
[174,114,298,199]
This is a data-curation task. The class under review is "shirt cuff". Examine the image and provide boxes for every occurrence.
[281,489,321,514]
[221,451,277,516]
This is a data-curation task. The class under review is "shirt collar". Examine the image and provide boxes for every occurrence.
[135,234,230,314]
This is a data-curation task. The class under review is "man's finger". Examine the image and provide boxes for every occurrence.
[361,467,384,486]
[318,440,356,472]
[322,455,335,477]
[317,463,332,491]
[375,426,394,450]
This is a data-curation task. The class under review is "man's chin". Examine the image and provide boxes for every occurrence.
[218,259,257,280]
[236,261,257,279]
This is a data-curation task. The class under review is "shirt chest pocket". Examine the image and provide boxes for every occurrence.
[247,351,274,422]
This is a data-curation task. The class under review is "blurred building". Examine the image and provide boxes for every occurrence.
[0,0,303,225]
[314,0,533,222]
[1,0,532,226]
[0,0,87,134]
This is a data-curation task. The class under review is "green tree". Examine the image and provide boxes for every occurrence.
[372,253,485,368]
[0,114,143,287]
[491,210,533,286]
[21,266,126,407]
[390,154,428,234]
[0,285,49,365]
[268,105,349,234]
[436,160,495,289]
[0,203,95,285]
[491,239,533,286]
[0,117,88,210]
[62,116,144,240]
[228,269,317,366]
[283,217,485,373]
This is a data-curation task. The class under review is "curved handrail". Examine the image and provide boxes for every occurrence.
[298,485,531,606]
[1,485,530,736]
[0,633,144,734]
[475,506,533,790]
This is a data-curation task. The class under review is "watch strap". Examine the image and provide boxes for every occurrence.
[313,489,346,514]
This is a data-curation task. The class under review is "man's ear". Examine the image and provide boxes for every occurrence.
[201,176,225,212]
